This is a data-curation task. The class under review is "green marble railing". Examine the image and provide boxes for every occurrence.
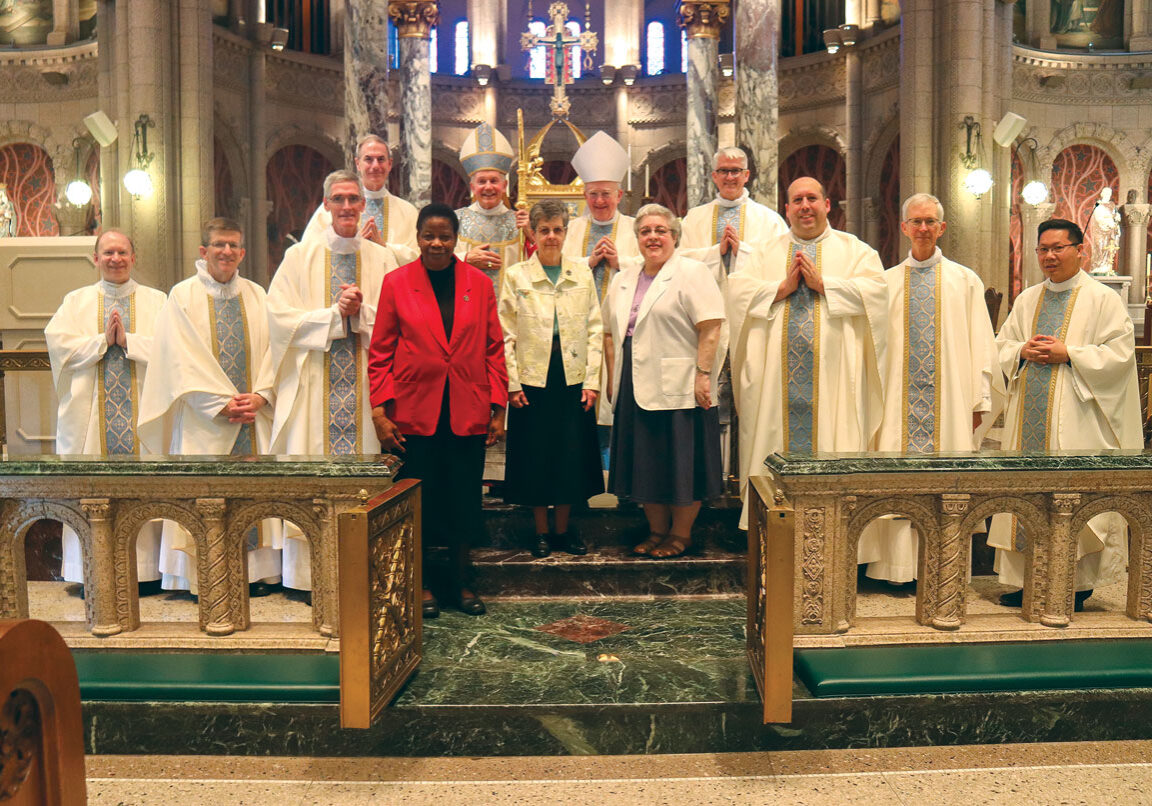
[0,454,403,639]
[763,449,1152,476]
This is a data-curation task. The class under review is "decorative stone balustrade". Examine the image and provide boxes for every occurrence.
[750,452,1152,636]
[0,456,399,638]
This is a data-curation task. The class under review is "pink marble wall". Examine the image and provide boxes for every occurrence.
[1009,148,1024,300]
[0,142,60,236]
[265,145,334,273]
[876,137,901,267]
[648,157,687,217]
[778,145,846,231]
[432,158,470,210]
[1050,144,1119,271]
[213,137,238,219]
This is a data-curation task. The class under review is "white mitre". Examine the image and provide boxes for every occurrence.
[571,131,629,184]
[459,122,515,176]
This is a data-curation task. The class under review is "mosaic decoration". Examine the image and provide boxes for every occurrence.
[648,157,687,216]
[0,143,59,236]
[83,145,101,234]
[876,137,901,267]
[1050,144,1118,272]
[540,159,577,185]
[213,137,238,218]
[0,0,51,47]
[266,145,334,275]
[431,158,470,210]
[1009,148,1024,301]
[778,145,846,231]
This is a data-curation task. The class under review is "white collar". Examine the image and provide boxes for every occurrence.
[1044,270,1084,292]
[195,259,241,299]
[364,186,389,200]
[326,226,362,254]
[715,189,748,209]
[470,201,509,217]
[790,225,831,246]
[586,210,619,226]
[907,247,942,269]
[99,278,138,298]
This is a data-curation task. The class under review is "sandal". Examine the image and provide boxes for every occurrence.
[632,533,665,556]
[650,533,694,559]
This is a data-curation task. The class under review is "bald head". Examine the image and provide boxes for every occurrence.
[784,177,831,240]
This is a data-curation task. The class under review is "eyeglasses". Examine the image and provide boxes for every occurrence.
[327,194,364,206]
[713,168,746,176]
[1034,243,1080,256]
[208,240,242,250]
[638,226,673,237]
[905,218,940,229]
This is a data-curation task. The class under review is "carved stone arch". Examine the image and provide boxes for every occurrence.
[1068,493,1152,542]
[862,108,900,195]
[778,124,847,163]
[213,104,249,201]
[1038,123,1141,198]
[0,500,90,621]
[227,500,320,546]
[431,140,466,179]
[266,123,344,171]
[958,495,1047,544]
[0,119,67,176]
[644,139,687,174]
[846,496,940,549]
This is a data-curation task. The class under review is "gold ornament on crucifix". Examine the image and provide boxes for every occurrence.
[520,1,598,119]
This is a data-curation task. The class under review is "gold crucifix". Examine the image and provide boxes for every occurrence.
[520,2,598,119]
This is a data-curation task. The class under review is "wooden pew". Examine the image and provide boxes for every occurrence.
[0,619,86,805]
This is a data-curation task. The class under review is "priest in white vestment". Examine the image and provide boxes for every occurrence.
[45,230,167,592]
[857,193,1004,584]
[727,177,887,529]
[989,218,1143,610]
[301,134,418,254]
[454,122,530,293]
[267,170,402,595]
[561,130,639,432]
[138,218,282,596]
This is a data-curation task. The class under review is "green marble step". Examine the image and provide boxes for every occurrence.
[796,640,1152,697]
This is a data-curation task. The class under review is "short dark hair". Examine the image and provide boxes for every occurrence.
[417,202,459,235]
[202,216,244,247]
[1037,218,1083,245]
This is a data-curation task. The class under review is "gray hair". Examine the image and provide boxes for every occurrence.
[323,169,363,200]
[902,192,944,222]
[712,146,748,171]
[356,134,391,158]
[633,203,681,245]
[529,199,569,231]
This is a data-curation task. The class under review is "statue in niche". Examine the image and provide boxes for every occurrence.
[1051,0,1086,33]
[1089,187,1121,275]
[0,184,15,238]
[1051,0,1124,47]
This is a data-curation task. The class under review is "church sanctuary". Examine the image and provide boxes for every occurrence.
[7,0,1152,802]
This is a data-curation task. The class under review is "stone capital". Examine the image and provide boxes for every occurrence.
[388,1,440,39]
[1051,492,1081,514]
[677,0,731,39]
[1122,203,1152,228]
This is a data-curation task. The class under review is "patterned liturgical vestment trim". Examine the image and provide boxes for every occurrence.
[583,219,618,300]
[365,197,389,237]
[902,260,942,452]
[209,293,255,455]
[781,242,821,453]
[99,292,138,455]
[1017,285,1081,453]
[326,250,362,455]
[457,207,519,292]
[711,203,746,274]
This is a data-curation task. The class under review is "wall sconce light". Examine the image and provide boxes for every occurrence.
[122,114,155,199]
[270,27,289,51]
[823,29,842,54]
[620,64,638,86]
[65,137,93,206]
[719,53,734,78]
[600,64,616,85]
[838,23,859,47]
[254,21,273,45]
[495,64,511,82]
[474,64,493,86]
[959,115,993,198]
[1015,137,1049,205]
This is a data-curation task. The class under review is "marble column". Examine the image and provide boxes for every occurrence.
[844,46,863,235]
[734,0,778,206]
[246,0,270,286]
[1132,2,1152,51]
[389,1,438,206]
[1019,202,1054,291]
[1027,0,1056,48]
[47,0,79,45]
[861,197,879,251]
[177,0,215,284]
[1122,203,1151,305]
[679,1,729,209]
[345,1,394,167]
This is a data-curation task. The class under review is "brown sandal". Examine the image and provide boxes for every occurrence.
[650,533,694,559]
[632,533,665,556]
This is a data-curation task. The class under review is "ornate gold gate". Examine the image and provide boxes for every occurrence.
[746,477,795,724]
[338,479,422,729]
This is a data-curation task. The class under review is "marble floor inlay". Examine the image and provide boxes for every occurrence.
[535,613,631,643]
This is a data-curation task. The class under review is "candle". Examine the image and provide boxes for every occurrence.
[645,162,650,197]
[627,144,633,192]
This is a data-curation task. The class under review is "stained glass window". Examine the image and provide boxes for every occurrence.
[454,20,470,75]
[646,21,665,75]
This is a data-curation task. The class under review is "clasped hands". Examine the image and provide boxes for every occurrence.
[372,405,508,453]
[219,393,267,424]
[718,224,741,257]
[590,236,619,270]
[774,251,824,301]
[337,283,362,317]
[1022,334,1069,366]
[104,309,128,348]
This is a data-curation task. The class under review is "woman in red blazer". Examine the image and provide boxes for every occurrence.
[369,202,508,617]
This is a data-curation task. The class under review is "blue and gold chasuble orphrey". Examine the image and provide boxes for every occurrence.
[364,196,389,237]
[902,261,942,452]
[326,251,362,455]
[1017,285,1081,452]
[781,242,821,453]
[209,293,255,455]
[583,218,618,300]
[457,207,519,293]
[711,203,746,275]
[98,293,138,455]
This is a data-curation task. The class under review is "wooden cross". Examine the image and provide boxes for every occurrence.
[520,2,598,119]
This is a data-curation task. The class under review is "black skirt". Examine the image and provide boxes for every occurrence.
[608,337,722,505]
[504,340,605,506]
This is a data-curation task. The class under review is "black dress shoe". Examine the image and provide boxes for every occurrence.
[458,591,486,616]
[998,588,1023,607]
[530,533,552,558]
[422,591,440,619]
[249,581,282,598]
[1075,589,1093,611]
[552,531,588,556]
[138,579,163,597]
